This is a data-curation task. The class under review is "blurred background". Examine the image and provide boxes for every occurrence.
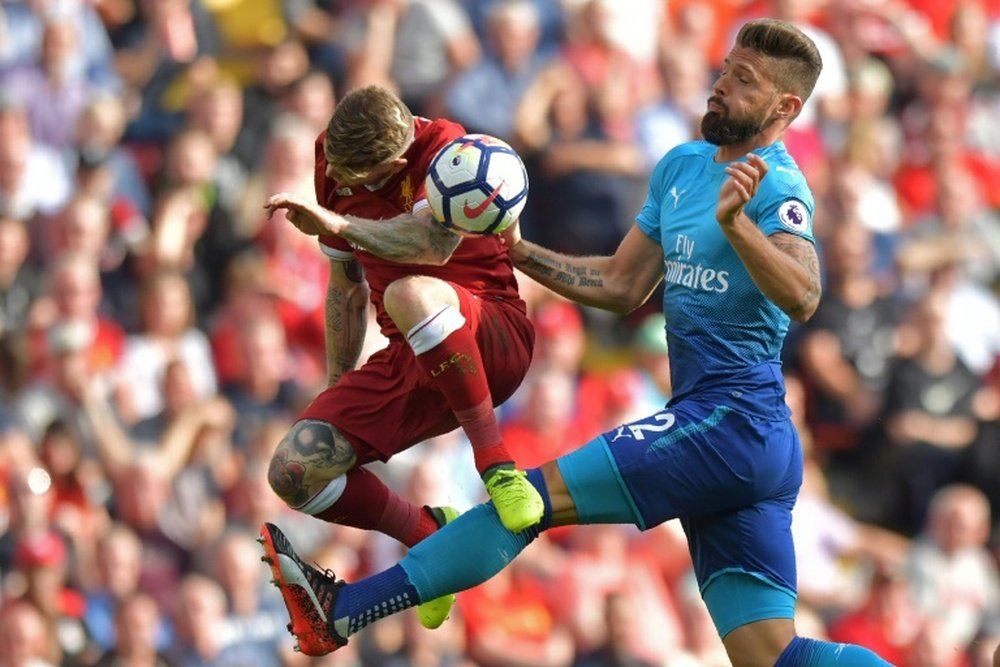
[1,0,1000,665]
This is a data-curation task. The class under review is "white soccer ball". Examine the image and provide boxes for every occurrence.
[425,134,529,235]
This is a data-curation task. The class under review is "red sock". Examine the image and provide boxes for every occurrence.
[314,468,438,547]
[414,326,513,477]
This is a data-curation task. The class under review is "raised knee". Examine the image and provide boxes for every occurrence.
[383,276,429,309]
[266,419,356,508]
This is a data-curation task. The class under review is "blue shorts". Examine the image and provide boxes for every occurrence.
[556,398,802,632]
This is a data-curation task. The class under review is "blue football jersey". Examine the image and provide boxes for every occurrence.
[635,140,815,413]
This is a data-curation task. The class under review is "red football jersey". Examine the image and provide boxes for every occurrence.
[313,117,524,338]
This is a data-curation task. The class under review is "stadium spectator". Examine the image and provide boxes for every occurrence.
[237,39,312,173]
[10,529,96,665]
[219,313,306,452]
[184,74,251,215]
[112,0,222,145]
[339,0,481,118]
[167,573,258,666]
[880,293,985,535]
[0,8,96,153]
[571,589,663,667]
[906,484,1000,653]
[276,68,338,136]
[512,63,647,257]
[115,268,217,424]
[0,96,73,223]
[501,366,587,469]
[83,523,172,655]
[827,563,924,666]
[209,529,296,665]
[458,557,575,667]
[552,524,688,663]
[0,599,56,667]
[443,0,551,142]
[795,219,902,520]
[635,41,710,171]
[92,592,173,667]
[0,215,39,393]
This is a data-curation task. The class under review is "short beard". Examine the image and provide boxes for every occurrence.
[700,111,765,146]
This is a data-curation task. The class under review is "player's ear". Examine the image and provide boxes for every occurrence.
[391,157,408,173]
[776,93,802,120]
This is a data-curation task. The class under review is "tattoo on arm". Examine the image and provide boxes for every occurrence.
[342,214,461,264]
[326,263,366,384]
[521,249,605,288]
[344,257,364,284]
[771,233,822,319]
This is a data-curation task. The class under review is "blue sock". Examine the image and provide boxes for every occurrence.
[332,564,418,637]
[775,636,895,666]
[401,502,542,601]
[333,470,551,636]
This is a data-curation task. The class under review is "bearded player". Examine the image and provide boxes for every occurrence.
[262,85,544,634]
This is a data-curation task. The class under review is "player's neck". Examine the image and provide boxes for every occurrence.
[713,127,785,163]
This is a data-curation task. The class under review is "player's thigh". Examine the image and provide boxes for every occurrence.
[689,500,799,634]
[453,284,534,404]
[296,343,458,463]
[602,403,803,526]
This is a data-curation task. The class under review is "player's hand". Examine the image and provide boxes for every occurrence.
[264,193,348,237]
[716,153,767,226]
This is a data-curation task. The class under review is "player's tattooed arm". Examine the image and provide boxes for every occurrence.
[264,192,461,264]
[267,419,357,508]
[325,258,369,387]
[339,210,463,265]
[766,232,822,321]
[508,226,664,314]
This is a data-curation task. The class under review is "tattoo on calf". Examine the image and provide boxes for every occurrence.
[267,420,356,506]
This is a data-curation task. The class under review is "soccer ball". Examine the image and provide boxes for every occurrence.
[425,134,529,235]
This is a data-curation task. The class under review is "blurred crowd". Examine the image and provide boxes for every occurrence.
[1,0,1000,665]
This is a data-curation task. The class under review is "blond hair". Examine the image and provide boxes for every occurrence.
[324,85,414,179]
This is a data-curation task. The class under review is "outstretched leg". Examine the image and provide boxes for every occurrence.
[259,467,554,655]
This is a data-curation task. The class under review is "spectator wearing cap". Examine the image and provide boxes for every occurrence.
[11,529,97,666]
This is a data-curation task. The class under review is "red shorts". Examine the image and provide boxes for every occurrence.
[297,284,534,464]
